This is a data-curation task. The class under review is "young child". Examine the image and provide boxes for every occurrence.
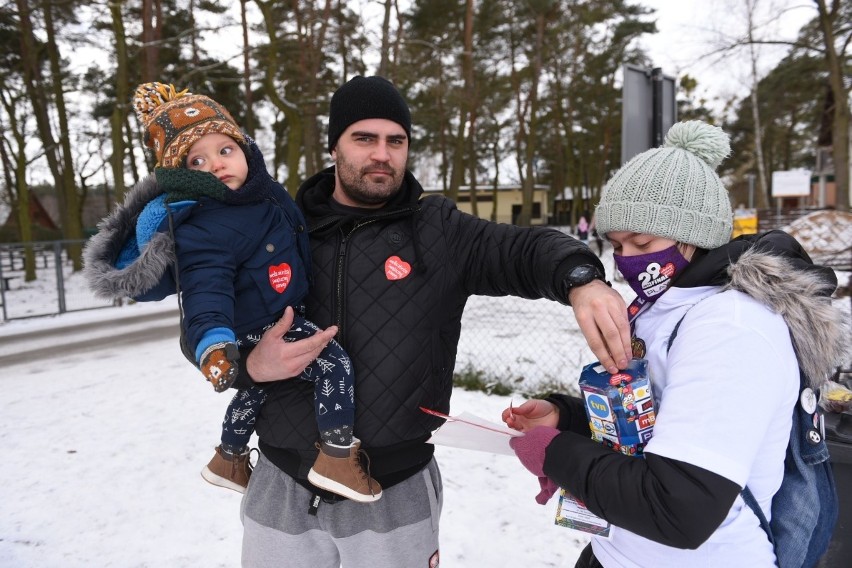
[85,82,381,503]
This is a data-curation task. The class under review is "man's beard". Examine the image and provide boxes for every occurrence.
[335,150,406,206]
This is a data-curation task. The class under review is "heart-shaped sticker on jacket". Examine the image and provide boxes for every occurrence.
[385,256,411,281]
[269,263,292,293]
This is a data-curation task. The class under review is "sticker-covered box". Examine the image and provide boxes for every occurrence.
[578,358,656,456]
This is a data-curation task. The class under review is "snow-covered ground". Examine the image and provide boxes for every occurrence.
[0,298,590,567]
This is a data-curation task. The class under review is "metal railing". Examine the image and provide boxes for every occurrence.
[0,240,116,321]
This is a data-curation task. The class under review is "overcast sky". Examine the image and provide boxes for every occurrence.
[638,0,818,115]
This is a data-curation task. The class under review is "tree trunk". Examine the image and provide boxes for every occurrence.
[0,90,36,280]
[42,0,83,268]
[448,0,475,205]
[490,138,500,222]
[518,11,547,227]
[110,0,129,206]
[140,0,161,82]
[240,0,254,136]
[468,107,479,218]
[379,0,393,77]
[256,0,303,195]
[15,0,67,246]
[815,0,850,211]
[746,0,770,208]
[288,0,332,179]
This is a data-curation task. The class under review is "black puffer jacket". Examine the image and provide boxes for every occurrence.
[240,167,604,489]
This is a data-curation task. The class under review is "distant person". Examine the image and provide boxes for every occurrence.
[84,82,380,503]
[504,121,844,567]
[577,213,589,241]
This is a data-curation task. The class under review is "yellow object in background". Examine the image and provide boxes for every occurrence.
[733,207,758,239]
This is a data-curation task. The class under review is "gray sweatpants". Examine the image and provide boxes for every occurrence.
[241,452,443,568]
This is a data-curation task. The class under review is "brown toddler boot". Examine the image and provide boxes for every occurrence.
[307,438,383,502]
[201,445,253,494]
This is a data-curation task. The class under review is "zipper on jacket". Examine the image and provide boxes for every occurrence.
[322,204,421,344]
[333,220,376,343]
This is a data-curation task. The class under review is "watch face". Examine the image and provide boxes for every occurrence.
[568,265,597,286]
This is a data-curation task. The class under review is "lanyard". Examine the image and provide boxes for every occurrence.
[627,296,652,358]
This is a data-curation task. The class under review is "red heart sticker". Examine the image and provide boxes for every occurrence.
[385,256,411,281]
[268,263,292,293]
[609,372,632,385]
[659,262,676,278]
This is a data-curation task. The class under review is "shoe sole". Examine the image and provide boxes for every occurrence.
[307,469,382,503]
[201,466,247,494]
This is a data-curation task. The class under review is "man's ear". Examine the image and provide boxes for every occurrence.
[330,148,337,161]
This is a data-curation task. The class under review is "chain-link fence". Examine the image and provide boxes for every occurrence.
[0,240,115,321]
[453,243,626,397]
[454,294,597,397]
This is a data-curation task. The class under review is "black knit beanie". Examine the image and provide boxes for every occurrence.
[327,76,411,153]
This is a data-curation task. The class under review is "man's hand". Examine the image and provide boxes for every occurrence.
[568,279,630,374]
[502,399,559,432]
[246,306,339,383]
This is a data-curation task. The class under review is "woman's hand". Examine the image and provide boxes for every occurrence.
[502,399,560,432]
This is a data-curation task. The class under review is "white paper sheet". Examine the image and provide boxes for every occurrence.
[425,410,523,456]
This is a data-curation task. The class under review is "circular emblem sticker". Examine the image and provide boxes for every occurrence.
[807,429,822,445]
[800,388,817,414]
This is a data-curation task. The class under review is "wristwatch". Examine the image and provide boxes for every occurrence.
[564,264,606,290]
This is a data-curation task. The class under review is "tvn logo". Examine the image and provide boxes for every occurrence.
[587,394,613,421]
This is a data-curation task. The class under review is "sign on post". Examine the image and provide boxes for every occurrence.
[622,65,677,165]
[771,169,812,198]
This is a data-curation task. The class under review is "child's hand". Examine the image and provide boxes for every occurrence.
[501,399,560,432]
[200,342,240,392]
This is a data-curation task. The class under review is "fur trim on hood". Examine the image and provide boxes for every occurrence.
[725,248,847,389]
[83,174,175,300]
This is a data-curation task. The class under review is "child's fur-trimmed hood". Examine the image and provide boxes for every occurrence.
[83,174,175,301]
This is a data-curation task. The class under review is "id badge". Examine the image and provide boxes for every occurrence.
[554,488,612,539]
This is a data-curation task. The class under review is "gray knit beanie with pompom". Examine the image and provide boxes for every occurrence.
[595,120,733,249]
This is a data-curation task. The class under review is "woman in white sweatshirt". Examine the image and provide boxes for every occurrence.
[504,121,846,568]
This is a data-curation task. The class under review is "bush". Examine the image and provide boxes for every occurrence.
[452,363,577,399]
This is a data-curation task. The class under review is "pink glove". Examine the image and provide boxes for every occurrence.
[510,426,561,505]
[510,426,560,476]
[535,477,560,505]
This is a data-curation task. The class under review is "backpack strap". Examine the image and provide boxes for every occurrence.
[741,486,776,548]
[666,314,686,353]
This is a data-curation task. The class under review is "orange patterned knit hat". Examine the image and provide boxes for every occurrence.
[133,82,246,168]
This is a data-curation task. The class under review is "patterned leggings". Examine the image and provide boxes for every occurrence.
[219,315,355,449]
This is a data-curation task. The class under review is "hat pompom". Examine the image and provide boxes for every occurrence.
[133,82,190,126]
[663,120,730,170]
